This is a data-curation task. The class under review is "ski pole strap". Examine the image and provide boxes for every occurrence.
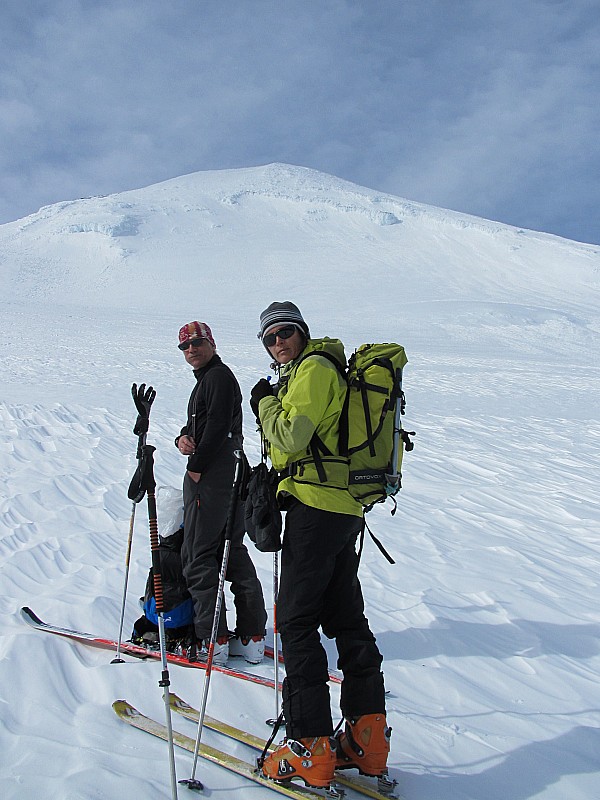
[364,517,395,564]
[261,429,269,463]
[127,443,157,503]
[357,517,365,563]
[256,710,285,769]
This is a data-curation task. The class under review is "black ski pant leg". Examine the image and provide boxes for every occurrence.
[224,498,268,637]
[278,500,365,739]
[320,532,386,720]
[181,459,232,640]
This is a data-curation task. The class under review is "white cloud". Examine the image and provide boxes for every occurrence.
[0,0,598,242]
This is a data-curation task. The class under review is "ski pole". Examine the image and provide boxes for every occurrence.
[126,384,178,800]
[269,438,281,727]
[180,450,243,792]
[271,550,281,725]
[253,429,282,728]
[146,453,179,800]
[112,383,155,663]
[111,501,137,664]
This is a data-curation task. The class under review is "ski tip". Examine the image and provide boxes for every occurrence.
[169,693,192,712]
[20,606,42,625]
[112,699,136,716]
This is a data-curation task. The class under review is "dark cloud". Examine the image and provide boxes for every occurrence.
[1,0,598,243]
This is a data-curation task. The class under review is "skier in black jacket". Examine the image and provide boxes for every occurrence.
[176,321,266,664]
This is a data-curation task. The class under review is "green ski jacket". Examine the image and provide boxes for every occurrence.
[258,337,363,517]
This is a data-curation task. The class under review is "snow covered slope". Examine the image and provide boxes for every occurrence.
[2,162,598,331]
[1,164,599,799]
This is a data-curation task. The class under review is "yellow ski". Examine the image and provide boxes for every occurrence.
[169,694,399,799]
[113,700,333,799]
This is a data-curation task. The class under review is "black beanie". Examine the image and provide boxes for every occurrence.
[258,301,311,341]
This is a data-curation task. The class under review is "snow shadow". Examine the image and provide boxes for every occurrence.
[405,724,600,800]
[377,619,600,661]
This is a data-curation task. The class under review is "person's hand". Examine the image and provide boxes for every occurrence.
[187,470,201,483]
[250,378,273,418]
[178,434,196,455]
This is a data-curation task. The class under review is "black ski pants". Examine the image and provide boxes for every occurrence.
[181,445,266,640]
[278,498,385,739]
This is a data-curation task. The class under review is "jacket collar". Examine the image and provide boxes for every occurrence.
[193,353,221,380]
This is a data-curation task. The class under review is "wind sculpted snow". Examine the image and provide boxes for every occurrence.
[0,164,599,799]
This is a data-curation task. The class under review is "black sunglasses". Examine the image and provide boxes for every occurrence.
[178,338,207,351]
[263,325,298,348]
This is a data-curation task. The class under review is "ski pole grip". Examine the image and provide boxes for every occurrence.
[388,368,403,481]
[223,451,243,543]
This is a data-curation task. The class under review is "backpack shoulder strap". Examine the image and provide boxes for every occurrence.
[293,349,350,474]
[298,349,347,378]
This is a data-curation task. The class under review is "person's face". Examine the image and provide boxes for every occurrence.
[181,337,215,369]
[265,324,305,364]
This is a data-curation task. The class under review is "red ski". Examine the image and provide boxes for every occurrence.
[20,607,342,687]
[20,606,279,688]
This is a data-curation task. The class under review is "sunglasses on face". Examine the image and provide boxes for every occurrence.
[263,325,297,348]
[178,337,207,351]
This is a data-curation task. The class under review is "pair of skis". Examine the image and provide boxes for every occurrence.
[114,694,399,800]
[20,607,398,798]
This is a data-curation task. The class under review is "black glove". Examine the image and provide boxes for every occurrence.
[250,378,273,419]
[132,383,156,435]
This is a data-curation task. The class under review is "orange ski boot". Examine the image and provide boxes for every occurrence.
[335,713,391,777]
[260,735,337,788]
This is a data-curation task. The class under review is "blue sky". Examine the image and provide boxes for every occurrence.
[1,0,599,243]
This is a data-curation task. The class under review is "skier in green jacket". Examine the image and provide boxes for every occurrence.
[250,301,391,791]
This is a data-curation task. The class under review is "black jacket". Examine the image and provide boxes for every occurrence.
[178,354,243,473]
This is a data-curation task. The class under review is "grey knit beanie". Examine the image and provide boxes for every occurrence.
[258,301,311,341]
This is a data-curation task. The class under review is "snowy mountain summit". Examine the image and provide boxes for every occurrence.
[2,163,599,338]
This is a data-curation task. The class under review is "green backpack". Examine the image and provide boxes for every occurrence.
[342,343,413,509]
[305,342,414,511]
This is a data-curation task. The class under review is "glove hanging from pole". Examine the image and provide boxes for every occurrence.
[132,383,156,435]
